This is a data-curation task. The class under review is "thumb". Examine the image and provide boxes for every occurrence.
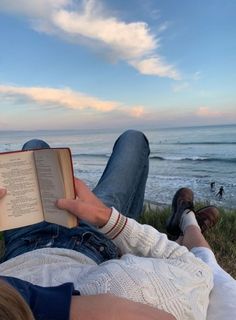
[0,188,7,198]
[56,198,80,216]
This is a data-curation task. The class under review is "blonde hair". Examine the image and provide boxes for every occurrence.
[0,279,35,320]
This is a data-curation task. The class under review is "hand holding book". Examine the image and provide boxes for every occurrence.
[57,177,112,228]
[0,178,112,229]
[0,148,77,231]
[0,148,111,230]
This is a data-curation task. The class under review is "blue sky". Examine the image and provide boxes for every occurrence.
[0,0,235,130]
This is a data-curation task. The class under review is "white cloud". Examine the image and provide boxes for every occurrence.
[196,107,222,117]
[158,22,170,33]
[0,0,69,18]
[172,82,190,92]
[0,0,180,79]
[129,106,145,118]
[131,57,180,79]
[52,9,157,60]
[0,84,148,118]
[0,85,121,112]
[193,71,202,81]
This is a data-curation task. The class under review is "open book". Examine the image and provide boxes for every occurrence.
[0,148,77,231]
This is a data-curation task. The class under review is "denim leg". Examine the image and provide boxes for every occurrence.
[22,139,50,150]
[93,130,150,220]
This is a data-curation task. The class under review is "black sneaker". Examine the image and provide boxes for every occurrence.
[166,188,194,238]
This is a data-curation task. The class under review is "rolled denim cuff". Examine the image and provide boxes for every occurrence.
[99,207,128,240]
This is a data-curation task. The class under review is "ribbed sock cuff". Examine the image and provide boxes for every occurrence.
[180,210,201,233]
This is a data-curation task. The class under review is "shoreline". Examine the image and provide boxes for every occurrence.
[143,199,236,212]
[143,199,169,212]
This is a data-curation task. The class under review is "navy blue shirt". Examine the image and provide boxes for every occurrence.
[1,276,80,320]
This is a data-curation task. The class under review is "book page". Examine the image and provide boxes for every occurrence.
[34,149,74,227]
[56,149,76,228]
[0,151,44,231]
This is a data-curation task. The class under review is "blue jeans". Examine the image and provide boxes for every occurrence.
[2,130,150,264]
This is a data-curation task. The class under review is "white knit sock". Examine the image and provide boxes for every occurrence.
[180,209,201,233]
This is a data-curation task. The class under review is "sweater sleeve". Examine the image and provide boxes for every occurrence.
[99,207,189,259]
[1,276,80,320]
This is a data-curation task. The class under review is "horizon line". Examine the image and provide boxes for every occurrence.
[0,123,235,133]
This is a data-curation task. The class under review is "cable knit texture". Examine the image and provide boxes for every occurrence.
[0,208,213,320]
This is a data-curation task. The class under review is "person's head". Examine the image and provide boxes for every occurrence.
[0,279,34,320]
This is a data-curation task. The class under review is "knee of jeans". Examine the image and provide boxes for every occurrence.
[22,139,50,150]
[121,130,150,154]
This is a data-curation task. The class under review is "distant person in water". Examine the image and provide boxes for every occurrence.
[210,182,215,192]
[216,186,224,200]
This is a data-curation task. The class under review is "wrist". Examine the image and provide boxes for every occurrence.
[99,207,128,240]
[97,207,112,227]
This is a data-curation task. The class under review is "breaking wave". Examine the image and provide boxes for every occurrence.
[150,156,236,163]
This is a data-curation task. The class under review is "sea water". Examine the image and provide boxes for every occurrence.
[0,124,235,209]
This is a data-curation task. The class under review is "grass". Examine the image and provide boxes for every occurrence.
[140,203,236,279]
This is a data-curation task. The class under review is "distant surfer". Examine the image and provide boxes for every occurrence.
[210,182,215,192]
[216,186,224,200]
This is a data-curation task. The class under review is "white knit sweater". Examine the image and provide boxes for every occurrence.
[0,208,213,320]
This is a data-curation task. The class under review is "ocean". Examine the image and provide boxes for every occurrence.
[0,124,236,209]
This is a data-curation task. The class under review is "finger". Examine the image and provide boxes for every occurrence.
[56,198,81,216]
[57,197,94,219]
[57,197,111,226]
[74,178,93,197]
[0,188,7,198]
[74,177,106,209]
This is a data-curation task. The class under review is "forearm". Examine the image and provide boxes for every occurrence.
[100,208,188,258]
[56,182,187,259]
[70,294,176,320]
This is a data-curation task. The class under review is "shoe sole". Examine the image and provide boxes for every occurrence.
[166,188,194,237]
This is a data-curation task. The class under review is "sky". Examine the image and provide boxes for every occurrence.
[0,0,236,130]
